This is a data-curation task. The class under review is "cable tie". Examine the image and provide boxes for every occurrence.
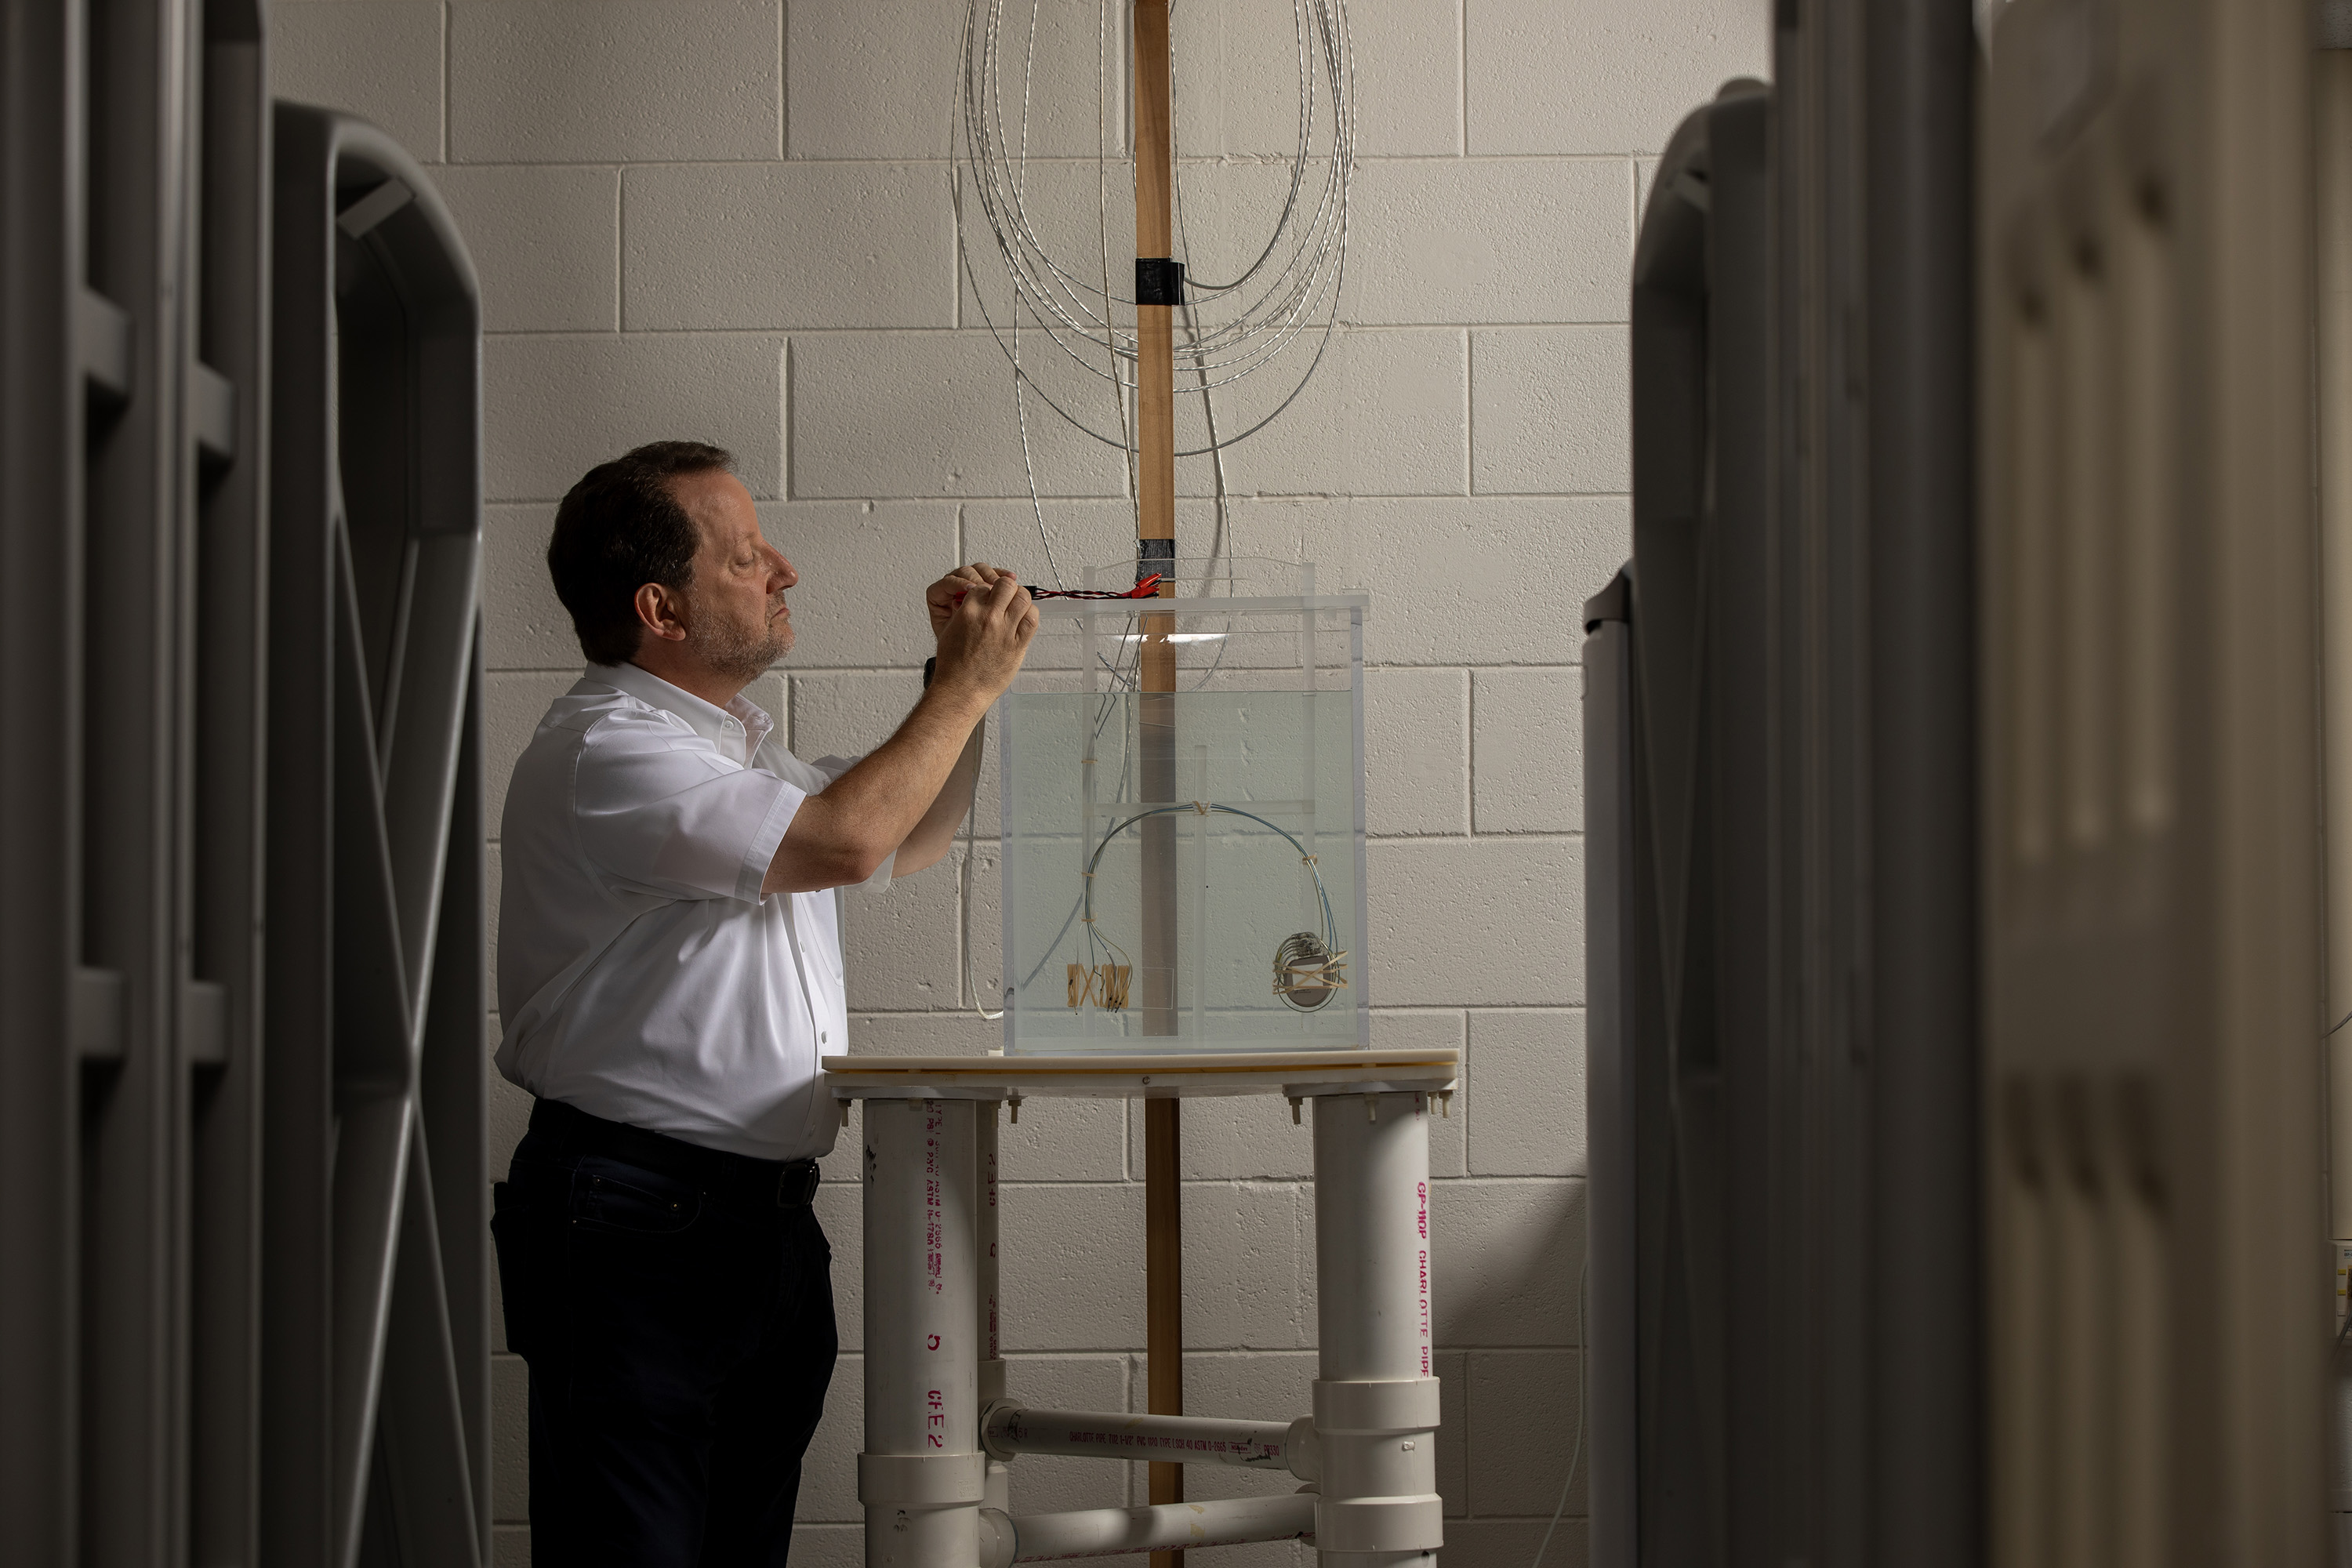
[1192,800,1208,815]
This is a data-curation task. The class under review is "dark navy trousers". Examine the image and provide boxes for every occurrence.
[491,1102,837,1568]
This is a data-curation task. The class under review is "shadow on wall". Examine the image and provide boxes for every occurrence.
[1436,1175,1585,1348]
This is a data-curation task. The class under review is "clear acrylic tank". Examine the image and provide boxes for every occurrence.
[997,558,1370,1054]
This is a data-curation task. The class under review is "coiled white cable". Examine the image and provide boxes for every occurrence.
[949,0,1350,1020]
[950,0,1356,453]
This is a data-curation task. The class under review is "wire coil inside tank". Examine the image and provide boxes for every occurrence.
[1054,800,1348,1014]
[1272,931,1347,1012]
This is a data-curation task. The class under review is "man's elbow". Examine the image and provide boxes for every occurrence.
[768,818,897,893]
[813,823,895,887]
[837,840,893,886]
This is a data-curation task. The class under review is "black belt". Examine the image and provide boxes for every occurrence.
[527,1097,822,1210]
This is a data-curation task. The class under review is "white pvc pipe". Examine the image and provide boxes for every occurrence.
[978,1101,1003,1380]
[982,1403,1310,1475]
[863,1098,983,1568]
[978,1494,1319,1566]
[978,1102,1011,1512]
[1313,1092,1432,1380]
[1311,1091,1442,1568]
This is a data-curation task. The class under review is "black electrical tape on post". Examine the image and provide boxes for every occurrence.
[1134,257,1185,307]
[1138,536,1175,586]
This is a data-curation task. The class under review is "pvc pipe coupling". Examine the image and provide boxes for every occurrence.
[858,1451,987,1512]
[1311,1377,1444,1556]
[858,1452,987,1568]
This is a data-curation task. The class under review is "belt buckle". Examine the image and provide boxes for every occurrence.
[776,1161,819,1208]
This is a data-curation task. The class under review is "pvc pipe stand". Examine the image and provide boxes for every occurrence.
[1312,1091,1443,1565]
[853,1079,1454,1568]
[862,1098,983,1568]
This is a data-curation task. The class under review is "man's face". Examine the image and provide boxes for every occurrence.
[670,469,797,682]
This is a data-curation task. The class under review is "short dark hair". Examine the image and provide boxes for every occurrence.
[546,441,736,666]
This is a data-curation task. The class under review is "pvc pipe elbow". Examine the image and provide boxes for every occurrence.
[978,1508,1016,1568]
[1284,1414,1322,1483]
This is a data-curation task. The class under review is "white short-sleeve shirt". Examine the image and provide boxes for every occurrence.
[493,662,888,1161]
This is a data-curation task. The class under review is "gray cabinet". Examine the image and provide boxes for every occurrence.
[0,13,486,1555]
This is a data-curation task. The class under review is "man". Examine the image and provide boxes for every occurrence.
[489,440,1037,1566]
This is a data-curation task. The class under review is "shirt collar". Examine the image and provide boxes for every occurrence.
[586,662,775,765]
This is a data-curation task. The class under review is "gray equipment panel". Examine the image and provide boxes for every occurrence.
[1586,2,1982,1551]
[267,104,488,1568]
[1584,79,1772,1568]
[0,0,277,1555]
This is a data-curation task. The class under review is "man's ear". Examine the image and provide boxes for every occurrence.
[633,581,689,644]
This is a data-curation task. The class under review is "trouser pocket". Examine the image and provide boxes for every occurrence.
[490,1176,547,1360]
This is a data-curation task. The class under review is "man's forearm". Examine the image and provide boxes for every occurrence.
[891,718,983,878]
[764,682,990,894]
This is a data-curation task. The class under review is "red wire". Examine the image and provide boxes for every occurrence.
[952,572,1164,604]
[1032,572,1164,601]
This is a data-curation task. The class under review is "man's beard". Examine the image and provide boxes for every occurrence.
[686,599,790,684]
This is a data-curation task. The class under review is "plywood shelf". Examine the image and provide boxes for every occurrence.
[821,1048,1461,1101]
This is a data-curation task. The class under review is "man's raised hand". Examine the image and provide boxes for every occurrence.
[931,568,1038,702]
[927,561,1006,640]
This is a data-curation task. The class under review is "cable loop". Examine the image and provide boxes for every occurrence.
[950,0,1356,449]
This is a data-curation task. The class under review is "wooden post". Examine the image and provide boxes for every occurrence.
[1132,0,1176,549]
[1132,6,1183,1566]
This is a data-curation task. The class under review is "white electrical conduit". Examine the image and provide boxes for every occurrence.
[978,1494,1319,1567]
[982,1403,1318,1479]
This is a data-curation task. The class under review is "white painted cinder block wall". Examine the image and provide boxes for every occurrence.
[270,4,1769,1563]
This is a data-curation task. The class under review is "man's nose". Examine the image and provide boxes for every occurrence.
[771,550,797,590]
